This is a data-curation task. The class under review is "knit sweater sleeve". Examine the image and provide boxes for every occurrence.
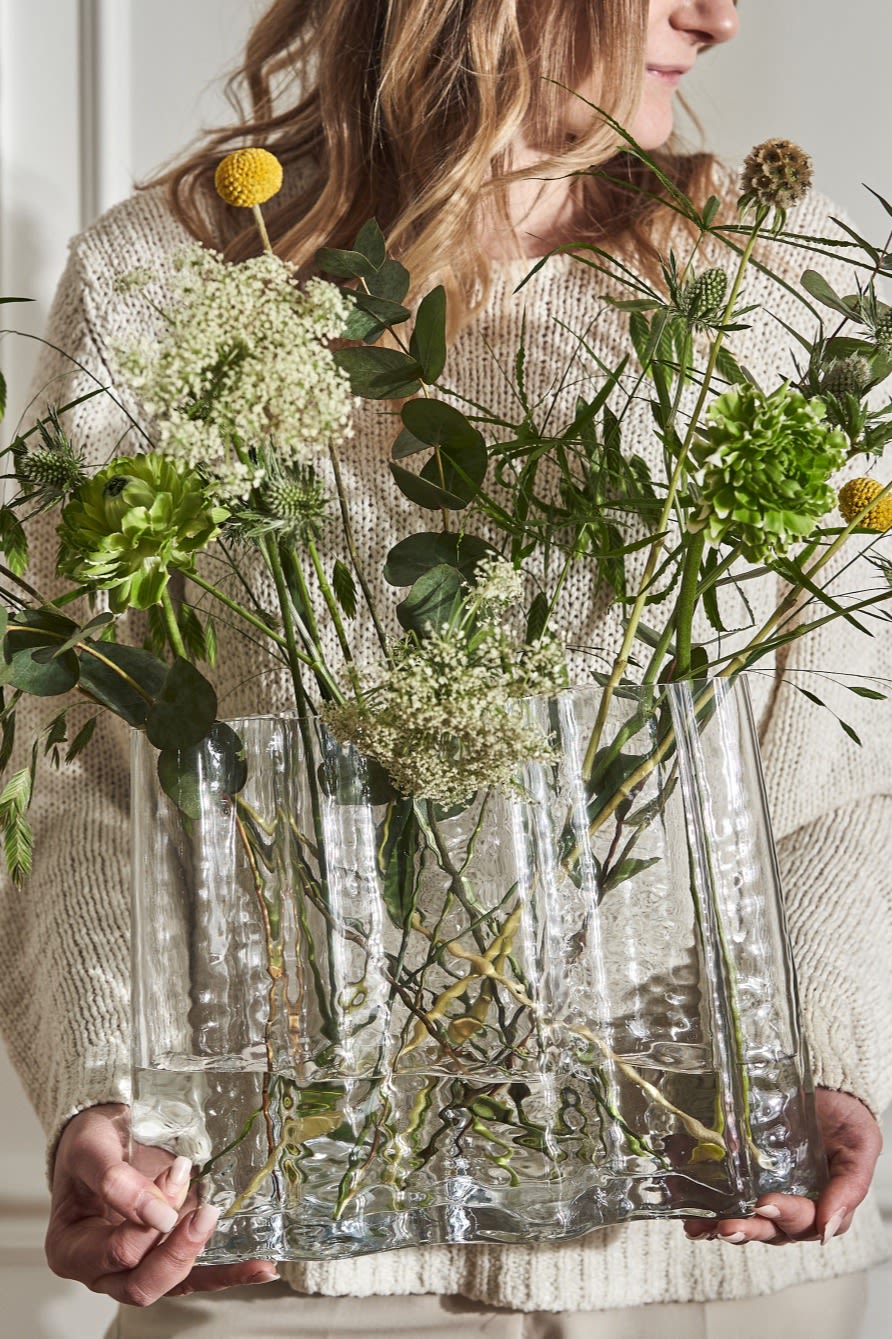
[758,567,892,1120]
[0,229,138,1167]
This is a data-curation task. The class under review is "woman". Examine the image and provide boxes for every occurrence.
[2,2,888,1335]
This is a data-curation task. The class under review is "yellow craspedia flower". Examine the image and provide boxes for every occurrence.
[214,148,283,208]
[838,477,892,531]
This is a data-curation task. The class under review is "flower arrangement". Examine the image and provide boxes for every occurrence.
[2,129,892,1252]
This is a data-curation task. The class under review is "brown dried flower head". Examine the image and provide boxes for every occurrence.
[739,139,814,214]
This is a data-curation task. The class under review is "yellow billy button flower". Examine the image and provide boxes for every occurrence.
[838,477,892,532]
[214,147,283,255]
[214,148,283,207]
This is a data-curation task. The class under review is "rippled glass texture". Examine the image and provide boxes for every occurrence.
[130,679,825,1262]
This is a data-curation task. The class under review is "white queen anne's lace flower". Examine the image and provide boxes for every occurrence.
[323,618,568,805]
[114,246,355,501]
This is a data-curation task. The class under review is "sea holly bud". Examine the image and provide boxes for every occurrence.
[681,269,728,322]
[821,355,873,399]
[873,312,892,352]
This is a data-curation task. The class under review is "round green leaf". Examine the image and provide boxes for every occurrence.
[157,721,248,821]
[389,462,466,511]
[384,532,496,587]
[396,564,463,633]
[4,610,80,696]
[419,439,487,504]
[145,657,218,751]
[400,399,482,451]
[78,643,168,727]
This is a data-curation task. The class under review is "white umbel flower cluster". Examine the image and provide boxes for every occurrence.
[114,246,355,501]
[324,617,568,805]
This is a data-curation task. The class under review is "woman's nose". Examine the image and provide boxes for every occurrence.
[673,0,740,47]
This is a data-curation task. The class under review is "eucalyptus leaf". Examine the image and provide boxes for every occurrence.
[396,564,463,633]
[145,657,218,751]
[78,642,168,727]
[401,398,482,451]
[391,426,429,460]
[157,721,248,821]
[334,347,422,399]
[376,798,420,928]
[315,247,376,280]
[353,219,387,268]
[389,462,466,511]
[409,285,447,383]
[365,259,411,303]
[419,439,487,505]
[384,532,495,587]
[3,611,80,696]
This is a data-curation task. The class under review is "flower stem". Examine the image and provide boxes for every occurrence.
[582,223,765,776]
[327,438,389,655]
[673,529,706,679]
[184,570,294,656]
[252,203,273,256]
[160,588,187,660]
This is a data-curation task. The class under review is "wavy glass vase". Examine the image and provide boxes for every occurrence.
[130,677,825,1262]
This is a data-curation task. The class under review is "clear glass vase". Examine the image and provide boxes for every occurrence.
[130,677,825,1262]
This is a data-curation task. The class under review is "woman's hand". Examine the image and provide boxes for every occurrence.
[684,1087,884,1246]
[45,1104,279,1305]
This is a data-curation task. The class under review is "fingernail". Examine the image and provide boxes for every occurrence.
[822,1208,846,1246]
[137,1194,179,1234]
[721,1231,747,1244]
[188,1204,221,1241]
[168,1156,192,1189]
[754,1204,781,1220]
[248,1269,281,1285]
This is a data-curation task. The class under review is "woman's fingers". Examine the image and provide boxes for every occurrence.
[684,1088,884,1249]
[90,1207,279,1306]
[90,1206,222,1306]
[153,1156,194,1212]
[813,1087,883,1242]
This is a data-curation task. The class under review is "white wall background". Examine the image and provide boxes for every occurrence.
[0,2,890,1334]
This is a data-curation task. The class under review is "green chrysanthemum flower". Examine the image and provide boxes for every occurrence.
[690,383,848,562]
[57,453,228,611]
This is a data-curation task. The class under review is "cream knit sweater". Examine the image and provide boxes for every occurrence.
[2,179,891,1311]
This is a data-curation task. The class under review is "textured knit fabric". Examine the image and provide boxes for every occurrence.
[105,1272,868,1338]
[1,174,891,1311]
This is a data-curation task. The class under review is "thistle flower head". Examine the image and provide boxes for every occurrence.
[214,148,283,208]
[679,268,729,325]
[820,354,873,400]
[838,477,892,531]
[873,312,892,353]
[739,139,813,217]
[226,457,330,545]
[690,382,848,562]
[57,453,228,611]
[13,411,87,511]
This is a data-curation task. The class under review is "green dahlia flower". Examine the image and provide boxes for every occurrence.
[690,383,848,562]
[57,453,227,611]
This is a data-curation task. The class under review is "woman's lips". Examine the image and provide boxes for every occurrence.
[645,65,689,88]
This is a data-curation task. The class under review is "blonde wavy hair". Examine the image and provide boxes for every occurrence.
[154,0,716,327]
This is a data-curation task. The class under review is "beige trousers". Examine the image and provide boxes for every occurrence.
[108,1272,867,1339]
